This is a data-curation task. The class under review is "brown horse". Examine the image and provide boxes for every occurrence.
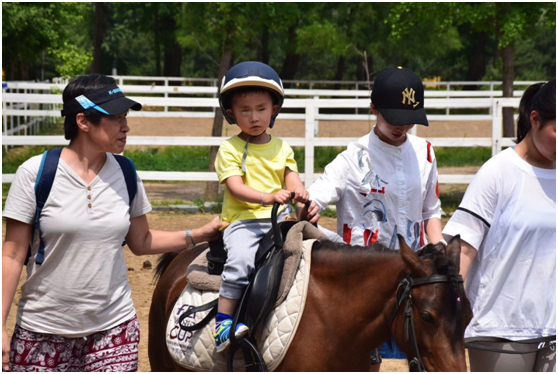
[148,235,472,372]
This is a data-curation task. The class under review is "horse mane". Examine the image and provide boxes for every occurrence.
[312,240,400,256]
[313,240,464,309]
[152,249,188,284]
[417,243,464,311]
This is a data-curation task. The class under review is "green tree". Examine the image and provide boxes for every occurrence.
[389,2,556,137]
[2,2,92,80]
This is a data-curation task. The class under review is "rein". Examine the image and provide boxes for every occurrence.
[388,274,464,372]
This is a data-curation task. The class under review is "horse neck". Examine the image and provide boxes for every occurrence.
[310,249,408,346]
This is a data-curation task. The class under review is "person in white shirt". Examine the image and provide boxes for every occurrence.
[2,74,225,372]
[443,79,556,372]
[300,67,444,370]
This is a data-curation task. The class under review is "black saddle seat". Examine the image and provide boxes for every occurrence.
[243,219,298,329]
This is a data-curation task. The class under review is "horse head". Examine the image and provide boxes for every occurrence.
[393,235,473,372]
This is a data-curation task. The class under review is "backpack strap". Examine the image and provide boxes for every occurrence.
[113,154,138,247]
[26,147,63,265]
[27,151,138,266]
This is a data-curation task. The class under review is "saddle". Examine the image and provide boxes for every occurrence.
[179,202,311,371]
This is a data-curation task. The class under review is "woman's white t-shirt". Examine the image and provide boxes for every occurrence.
[308,129,441,250]
[3,153,152,337]
[443,147,556,340]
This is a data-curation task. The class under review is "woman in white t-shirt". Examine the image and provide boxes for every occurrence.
[2,75,225,372]
[443,79,556,372]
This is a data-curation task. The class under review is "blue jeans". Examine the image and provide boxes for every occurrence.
[378,339,407,359]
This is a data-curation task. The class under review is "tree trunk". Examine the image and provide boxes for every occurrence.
[463,30,488,90]
[279,26,300,82]
[204,42,234,202]
[501,43,515,137]
[260,26,270,65]
[162,12,182,85]
[153,4,161,76]
[334,56,345,89]
[92,2,105,74]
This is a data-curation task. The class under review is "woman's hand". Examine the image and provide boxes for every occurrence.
[3,328,10,371]
[191,216,228,244]
[297,201,321,224]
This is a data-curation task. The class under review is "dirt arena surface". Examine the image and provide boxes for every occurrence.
[128,117,492,139]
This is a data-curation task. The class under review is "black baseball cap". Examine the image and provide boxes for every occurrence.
[61,83,142,117]
[371,67,428,127]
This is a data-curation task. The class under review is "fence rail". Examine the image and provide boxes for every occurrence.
[2,81,521,186]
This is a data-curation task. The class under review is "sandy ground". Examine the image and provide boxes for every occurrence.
[127,117,492,139]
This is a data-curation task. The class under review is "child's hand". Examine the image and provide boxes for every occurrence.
[271,189,292,205]
[291,186,309,204]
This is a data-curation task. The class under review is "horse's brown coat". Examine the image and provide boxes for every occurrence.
[149,236,472,372]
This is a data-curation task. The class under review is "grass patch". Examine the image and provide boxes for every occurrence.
[150,199,190,206]
[2,144,491,177]
[435,147,491,167]
[123,146,210,171]
[320,207,337,218]
[2,145,62,174]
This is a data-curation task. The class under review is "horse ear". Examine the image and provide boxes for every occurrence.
[398,235,429,277]
[446,235,461,269]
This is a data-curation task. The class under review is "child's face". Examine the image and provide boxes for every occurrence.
[371,104,414,146]
[226,91,279,138]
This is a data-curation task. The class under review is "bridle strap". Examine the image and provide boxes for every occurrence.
[388,273,464,372]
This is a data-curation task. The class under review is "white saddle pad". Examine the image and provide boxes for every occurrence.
[166,239,316,372]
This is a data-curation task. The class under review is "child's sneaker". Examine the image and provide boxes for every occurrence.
[214,319,249,352]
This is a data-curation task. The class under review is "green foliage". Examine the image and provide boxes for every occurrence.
[321,207,337,218]
[435,147,492,167]
[0,144,501,178]
[49,42,93,78]
[123,146,210,171]
[2,3,93,79]
[2,145,60,174]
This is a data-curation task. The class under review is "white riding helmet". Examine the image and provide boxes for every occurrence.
[219,61,284,128]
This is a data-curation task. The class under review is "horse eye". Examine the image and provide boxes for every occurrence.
[421,312,434,323]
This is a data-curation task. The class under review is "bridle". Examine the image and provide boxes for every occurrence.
[388,274,464,372]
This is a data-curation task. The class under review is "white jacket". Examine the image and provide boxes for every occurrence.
[309,128,441,250]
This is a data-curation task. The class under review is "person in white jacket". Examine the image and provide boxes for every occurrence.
[300,67,444,369]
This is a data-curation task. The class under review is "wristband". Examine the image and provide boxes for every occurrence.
[186,229,196,247]
[438,239,448,246]
[260,192,267,207]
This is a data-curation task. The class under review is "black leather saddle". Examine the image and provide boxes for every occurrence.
[180,196,307,371]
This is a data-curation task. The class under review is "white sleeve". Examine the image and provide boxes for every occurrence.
[130,175,152,218]
[443,162,498,250]
[422,149,442,220]
[307,152,349,212]
[2,156,42,224]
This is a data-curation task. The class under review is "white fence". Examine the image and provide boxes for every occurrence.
[2,81,521,186]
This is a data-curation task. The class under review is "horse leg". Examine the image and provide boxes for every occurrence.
[148,245,207,372]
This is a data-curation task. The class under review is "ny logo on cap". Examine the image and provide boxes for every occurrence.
[402,88,420,108]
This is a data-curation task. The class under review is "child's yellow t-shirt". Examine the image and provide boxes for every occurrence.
[215,135,298,224]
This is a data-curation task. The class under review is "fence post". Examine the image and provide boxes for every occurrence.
[492,98,502,156]
[446,82,450,115]
[164,78,169,112]
[314,96,319,137]
[305,99,316,187]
